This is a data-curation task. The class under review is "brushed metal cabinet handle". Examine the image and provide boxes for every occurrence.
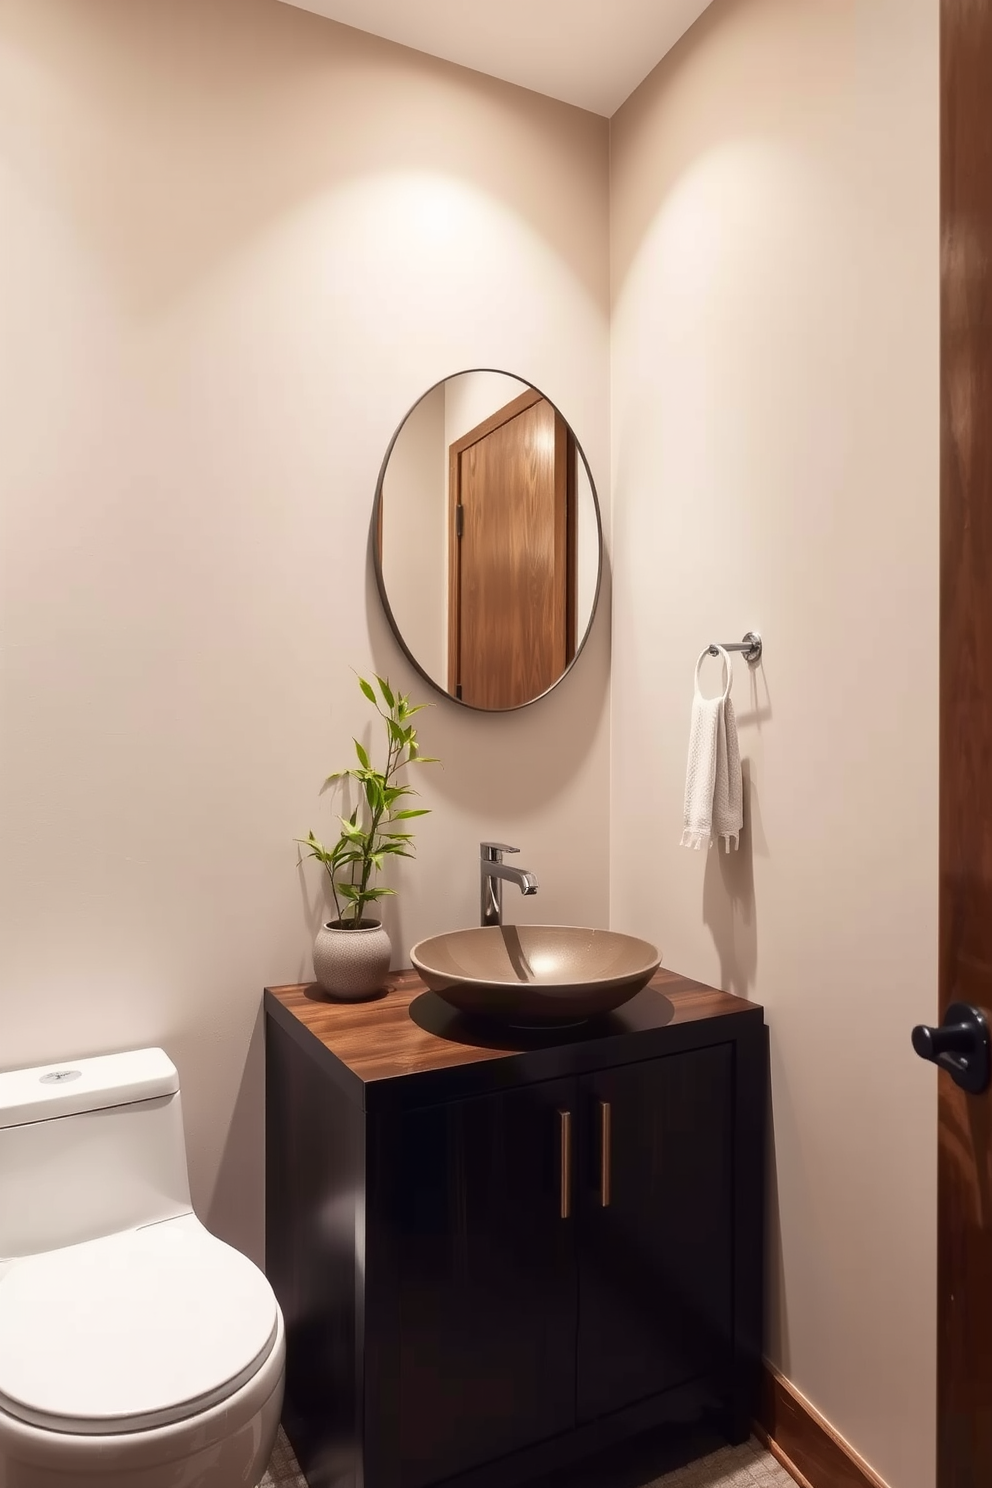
[558,1109,572,1219]
[599,1100,612,1207]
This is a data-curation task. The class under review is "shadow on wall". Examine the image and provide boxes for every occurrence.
[733,653,773,731]
[764,1083,789,1379]
[702,756,759,999]
[699,734,787,1376]
[204,1000,267,1262]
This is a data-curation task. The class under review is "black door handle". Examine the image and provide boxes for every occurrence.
[912,1002,991,1094]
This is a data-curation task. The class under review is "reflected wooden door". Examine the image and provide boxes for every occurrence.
[939,2,992,1483]
[448,390,575,709]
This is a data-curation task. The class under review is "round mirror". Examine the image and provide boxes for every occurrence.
[372,370,602,712]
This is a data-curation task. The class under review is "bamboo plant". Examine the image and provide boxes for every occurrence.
[299,675,438,927]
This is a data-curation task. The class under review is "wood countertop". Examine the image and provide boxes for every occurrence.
[264,967,763,1114]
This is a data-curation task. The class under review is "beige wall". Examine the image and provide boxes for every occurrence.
[443,370,532,448]
[609,2,938,1486]
[380,383,447,682]
[0,0,611,1262]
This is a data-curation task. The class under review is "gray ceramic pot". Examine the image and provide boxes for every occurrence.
[312,919,391,1000]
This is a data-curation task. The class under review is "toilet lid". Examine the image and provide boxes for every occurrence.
[0,1220,278,1434]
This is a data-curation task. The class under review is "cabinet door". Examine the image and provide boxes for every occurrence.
[368,1078,578,1488]
[576,1046,733,1422]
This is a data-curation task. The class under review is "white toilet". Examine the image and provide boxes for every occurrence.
[0,1048,285,1488]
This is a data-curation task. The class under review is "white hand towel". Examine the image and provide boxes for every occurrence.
[681,647,743,852]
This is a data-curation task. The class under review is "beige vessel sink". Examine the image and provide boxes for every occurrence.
[410,925,661,1025]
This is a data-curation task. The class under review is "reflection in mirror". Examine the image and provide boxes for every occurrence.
[374,371,602,711]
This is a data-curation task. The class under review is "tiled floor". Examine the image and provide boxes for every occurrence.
[260,1430,795,1488]
[261,1429,306,1486]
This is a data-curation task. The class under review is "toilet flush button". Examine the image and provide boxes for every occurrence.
[40,1070,82,1085]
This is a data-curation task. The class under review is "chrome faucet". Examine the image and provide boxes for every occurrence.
[480,842,539,928]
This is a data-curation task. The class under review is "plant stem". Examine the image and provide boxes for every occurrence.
[327,867,343,924]
[352,722,398,923]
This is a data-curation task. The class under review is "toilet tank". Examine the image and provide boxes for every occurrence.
[0,1048,193,1259]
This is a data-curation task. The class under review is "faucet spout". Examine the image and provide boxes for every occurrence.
[480,843,539,927]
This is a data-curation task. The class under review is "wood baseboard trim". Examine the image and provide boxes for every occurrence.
[754,1430,814,1488]
[754,1364,891,1488]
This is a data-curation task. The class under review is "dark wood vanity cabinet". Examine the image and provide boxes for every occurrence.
[371,1077,579,1488]
[265,971,765,1488]
[576,1048,734,1424]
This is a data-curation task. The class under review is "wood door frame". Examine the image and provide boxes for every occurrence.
[446,389,575,701]
[939,3,992,1484]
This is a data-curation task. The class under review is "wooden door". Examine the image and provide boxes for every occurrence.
[575,1049,734,1427]
[448,390,575,709]
[938,3,992,1482]
[369,1079,578,1488]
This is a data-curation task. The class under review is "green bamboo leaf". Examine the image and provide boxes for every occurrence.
[409,756,441,765]
[375,675,396,709]
[296,841,326,863]
[391,808,430,819]
[358,676,376,705]
[365,777,384,814]
[387,718,405,743]
[354,739,370,769]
